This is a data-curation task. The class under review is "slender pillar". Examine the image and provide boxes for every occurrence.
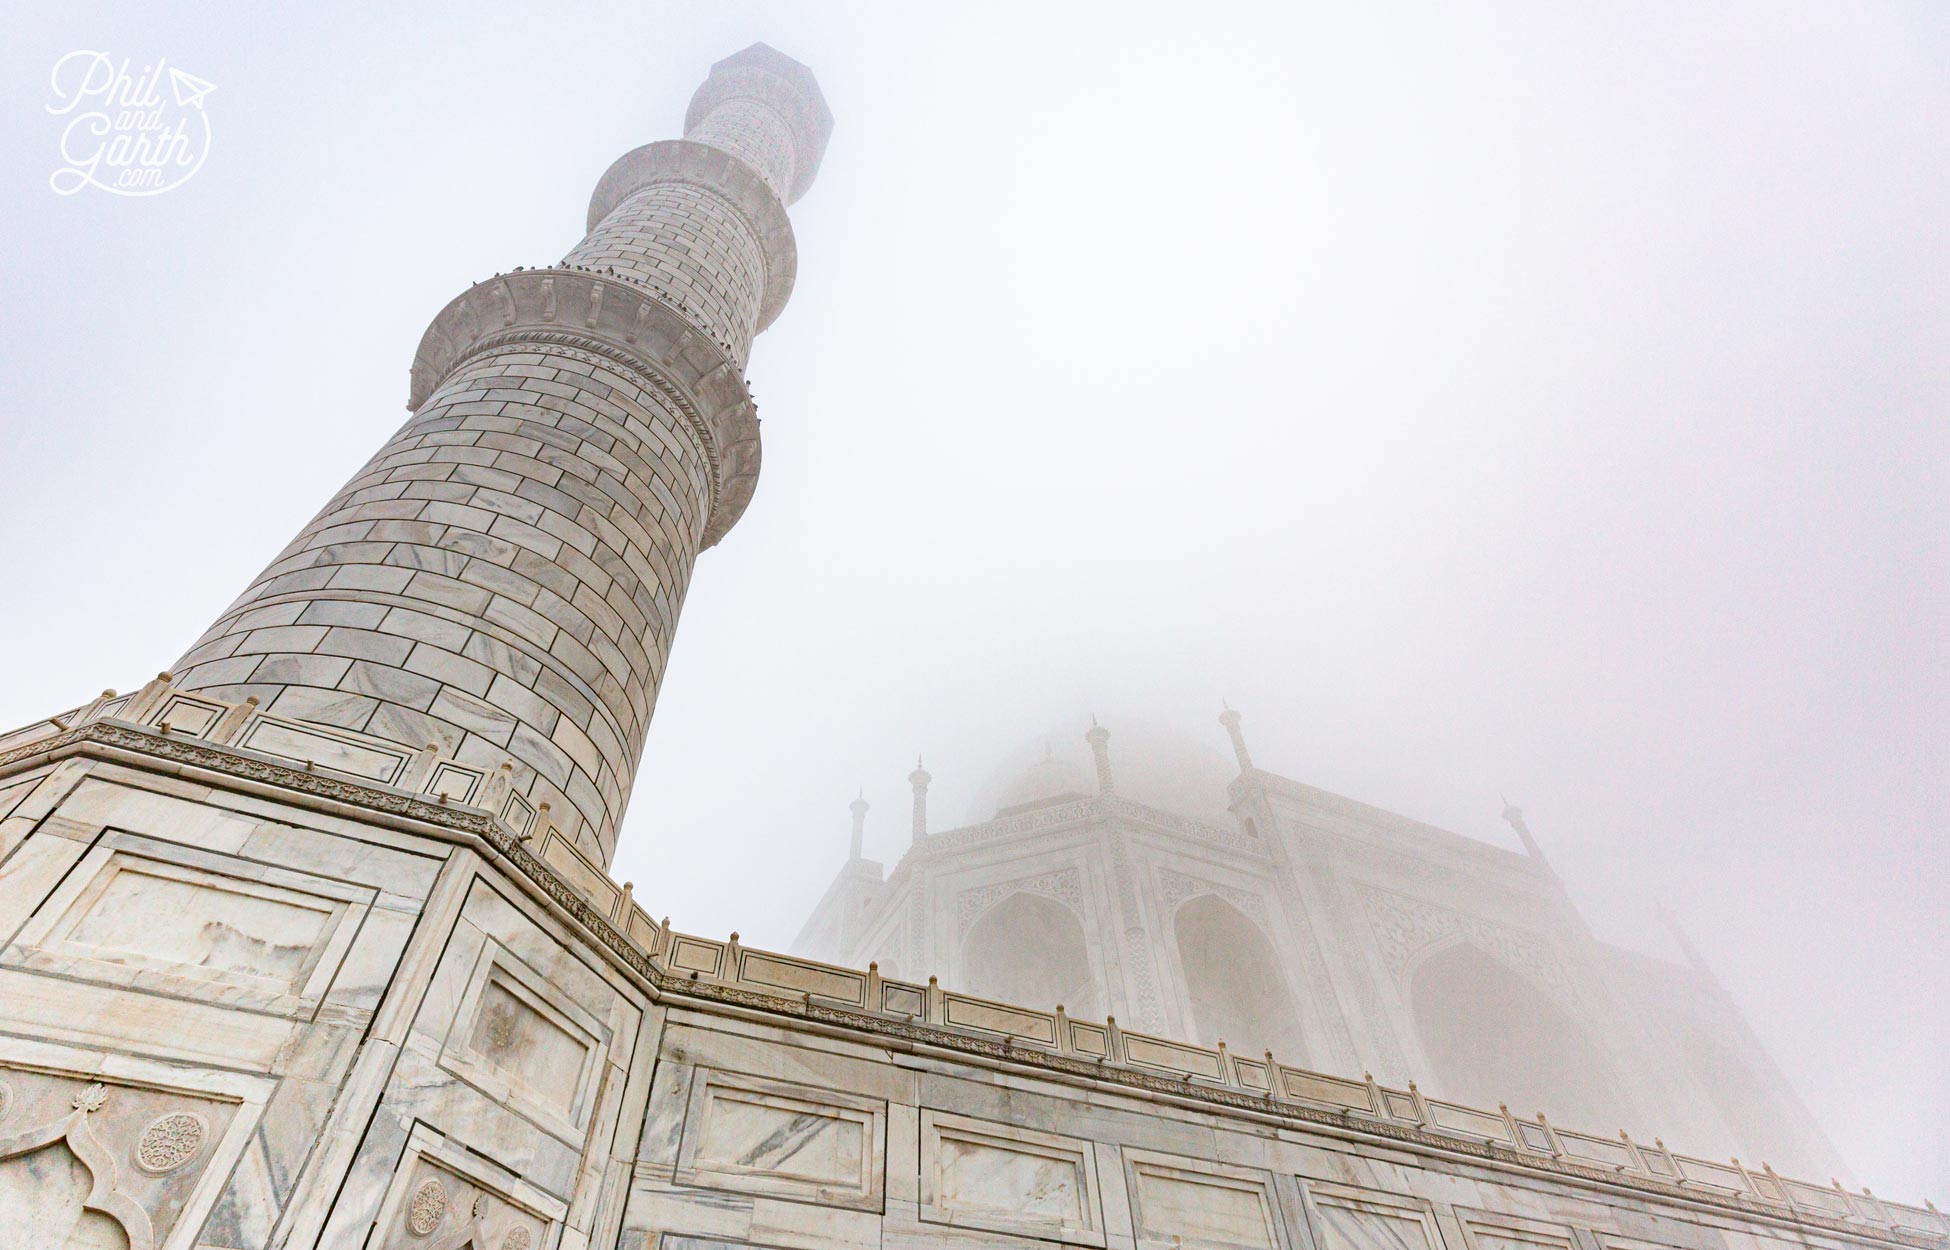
[848,789,869,861]
[1085,716,1116,795]
[1500,794,1549,865]
[169,46,833,866]
[1219,701,1253,771]
[908,756,931,843]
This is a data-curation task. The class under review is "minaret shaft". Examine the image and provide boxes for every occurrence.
[169,46,831,867]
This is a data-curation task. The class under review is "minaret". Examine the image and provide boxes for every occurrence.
[1499,794,1550,866]
[848,789,869,861]
[1085,716,1116,794]
[1218,700,1253,771]
[908,756,931,843]
[169,46,833,866]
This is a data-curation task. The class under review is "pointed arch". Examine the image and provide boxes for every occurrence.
[1407,941,1631,1129]
[0,1099,155,1250]
[960,892,1101,1017]
[1170,893,1306,1062]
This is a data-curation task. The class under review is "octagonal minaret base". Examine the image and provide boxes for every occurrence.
[173,45,832,866]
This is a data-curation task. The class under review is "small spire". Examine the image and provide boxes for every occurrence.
[1499,793,1549,866]
[1084,717,1115,795]
[848,788,870,860]
[1218,701,1252,771]
[908,755,932,843]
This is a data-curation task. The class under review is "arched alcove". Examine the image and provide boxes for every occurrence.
[960,893,1101,1017]
[1172,895,1306,1062]
[1409,942,1631,1130]
[0,1141,133,1250]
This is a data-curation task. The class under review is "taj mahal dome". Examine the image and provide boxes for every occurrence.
[795,711,1843,1180]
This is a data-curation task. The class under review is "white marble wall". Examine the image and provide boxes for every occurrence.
[0,743,654,1250]
[619,1003,1928,1250]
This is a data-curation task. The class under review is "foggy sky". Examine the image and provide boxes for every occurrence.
[1,1,1943,1199]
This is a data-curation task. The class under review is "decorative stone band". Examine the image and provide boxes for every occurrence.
[2,680,1943,1249]
[406,266,760,549]
[583,139,798,331]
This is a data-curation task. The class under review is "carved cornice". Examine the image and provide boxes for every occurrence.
[407,267,759,548]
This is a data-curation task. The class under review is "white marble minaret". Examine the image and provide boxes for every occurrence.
[172,45,832,866]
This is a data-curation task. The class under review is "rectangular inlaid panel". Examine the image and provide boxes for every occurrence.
[942,994,1058,1044]
[738,951,866,1006]
[1454,1208,1578,1250]
[674,1068,885,1211]
[440,944,606,1141]
[921,1109,1104,1245]
[468,980,588,1113]
[7,845,366,1016]
[1127,1149,1284,1250]
[1305,1182,1446,1250]
[237,717,411,784]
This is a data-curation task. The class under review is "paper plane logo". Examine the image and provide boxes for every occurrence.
[47,52,214,197]
[168,68,217,110]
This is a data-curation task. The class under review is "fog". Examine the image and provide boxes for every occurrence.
[1,1,1942,1200]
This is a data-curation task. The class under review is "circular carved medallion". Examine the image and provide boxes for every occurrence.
[502,1230,532,1250]
[134,1111,207,1174]
[406,1178,447,1236]
[0,1081,12,1122]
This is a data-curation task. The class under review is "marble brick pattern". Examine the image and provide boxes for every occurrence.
[171,48,831,868]
[686,97,798,198]
[561,177,769,368]
[175,341,711,866]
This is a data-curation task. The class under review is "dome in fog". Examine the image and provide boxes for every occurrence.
[993,745,1093,815]
[966,716,1239,825]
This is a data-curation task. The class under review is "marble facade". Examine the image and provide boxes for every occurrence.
[0,693,1940,1249]
[795,718,1844,1179]
[0,40,1935,1250]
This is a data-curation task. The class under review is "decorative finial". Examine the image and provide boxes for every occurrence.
[1499,793,1549,866]
[1084,717,1115,795]
[908,756,932,843]
[848,788,870,860]
[1218,702,1252,770]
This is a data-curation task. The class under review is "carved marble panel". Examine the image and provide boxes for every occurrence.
[440,943,607,1142]
[920,1108,1105,1245]
[1125,1149,1285,1250]
[1354,884,1577,1009]
[673,1067,885,1212]
[371,1125,563,1250]
[1303,1181,1448,1250]
[4,839,370,1017]
[0,1058,256,1250]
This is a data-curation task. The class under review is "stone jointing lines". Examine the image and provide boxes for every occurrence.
[174,336,714,866]
[562,173,769,369]
[954,867,1084,940]
[1355,882,1580,1009]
